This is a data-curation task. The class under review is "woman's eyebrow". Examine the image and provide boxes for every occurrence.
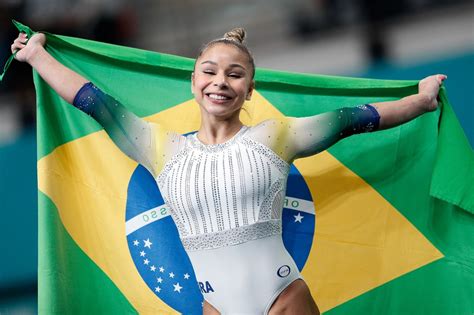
[200,60,217,65]
[229,64,246,71]
[200,60,246,71]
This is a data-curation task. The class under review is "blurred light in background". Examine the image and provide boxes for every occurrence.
[0,0,472,313]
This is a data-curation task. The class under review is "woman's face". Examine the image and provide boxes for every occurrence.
[192,43,254,120]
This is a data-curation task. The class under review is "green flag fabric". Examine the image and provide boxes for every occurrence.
[5,22,472,314]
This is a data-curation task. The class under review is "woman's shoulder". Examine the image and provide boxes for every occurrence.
[244,118,294,163]
[146,121,188,174]
[246,117,291,138]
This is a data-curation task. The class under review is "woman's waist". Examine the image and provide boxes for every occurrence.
[186,230,294,271]
[185,231,299,288]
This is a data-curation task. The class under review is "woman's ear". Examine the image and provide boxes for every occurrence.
[191,72,195,94]
[246,80,255,100]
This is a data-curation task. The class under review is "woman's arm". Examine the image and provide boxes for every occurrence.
[287,74,447,160]
[12,32,184,176]
[248,75,446,162]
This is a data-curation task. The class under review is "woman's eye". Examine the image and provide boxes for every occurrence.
[203,70,215,75]
[229,73,242,78]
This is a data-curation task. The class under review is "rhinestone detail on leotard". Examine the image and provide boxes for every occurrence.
[181,220,282,251]
[155,126,290,251]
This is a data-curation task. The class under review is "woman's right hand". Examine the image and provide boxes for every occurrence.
[11,32,46,63]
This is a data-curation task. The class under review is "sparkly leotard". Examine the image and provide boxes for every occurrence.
[73,82,380,314]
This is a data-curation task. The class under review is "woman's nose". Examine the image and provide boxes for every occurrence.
[213,74,228,88]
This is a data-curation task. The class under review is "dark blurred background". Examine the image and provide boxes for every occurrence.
[0,0,472,313]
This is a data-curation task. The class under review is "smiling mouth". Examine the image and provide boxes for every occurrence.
[206,93,232,101]
[206,93,232,104]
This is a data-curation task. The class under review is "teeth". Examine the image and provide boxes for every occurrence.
[208,94,230,100]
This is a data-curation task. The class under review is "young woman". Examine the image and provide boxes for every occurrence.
[12,28,446,315]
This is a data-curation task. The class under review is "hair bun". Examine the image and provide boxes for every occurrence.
[223,28,246,44]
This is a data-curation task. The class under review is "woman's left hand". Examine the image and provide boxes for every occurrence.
[418,74,447,112]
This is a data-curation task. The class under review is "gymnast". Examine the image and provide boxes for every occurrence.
[11,28,446,314]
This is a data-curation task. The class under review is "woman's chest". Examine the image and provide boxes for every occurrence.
[156,138,290,233]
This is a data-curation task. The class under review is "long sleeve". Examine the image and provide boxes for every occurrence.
[247,104,380,162]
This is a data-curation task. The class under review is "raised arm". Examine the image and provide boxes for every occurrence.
[247,75,446,162]
[12,32,184,176]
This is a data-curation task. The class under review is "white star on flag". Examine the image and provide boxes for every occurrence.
[184,273,190,280]
[169,272,175,278]
[294,212,304,223]
[155,286,161,293]
[150,265,156,272]
[143,238,153,249]
[159,266,165,273]
[133,240,139,246]
[173,282,182,293]
[157,277,163,283]
[140,251,146,257]
[144,259,150,265]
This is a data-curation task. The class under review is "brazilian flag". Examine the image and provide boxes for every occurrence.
[7,22,473,314]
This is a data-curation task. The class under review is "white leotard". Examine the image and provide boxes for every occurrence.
[156,126,302,313]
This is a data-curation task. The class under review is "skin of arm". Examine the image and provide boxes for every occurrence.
[14,33,88,103]
[372,74,446,130]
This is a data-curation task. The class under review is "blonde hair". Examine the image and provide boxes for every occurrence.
[223,28,246,43]
[195,27,255,78]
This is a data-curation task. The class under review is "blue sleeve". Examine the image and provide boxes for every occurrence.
[285,104,381,160]
[338,104,380,138]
